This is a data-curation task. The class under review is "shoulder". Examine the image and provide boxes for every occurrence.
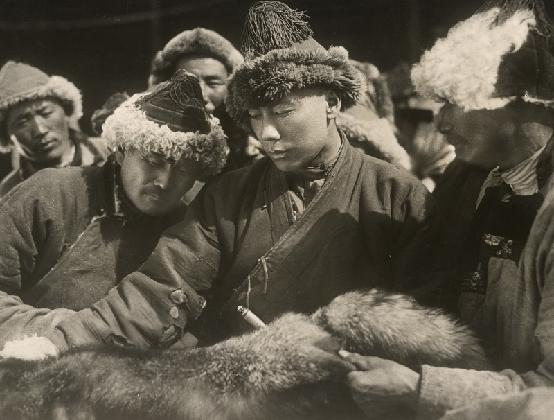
[2,166,102,210]
[0,170,23,198]
[357,150,426,196]
[203,158,269,198]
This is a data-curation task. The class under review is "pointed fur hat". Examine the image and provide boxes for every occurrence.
[102,70,228,176]
[226,1,363,127]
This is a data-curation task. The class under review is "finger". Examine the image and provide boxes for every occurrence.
[338,350,382,370]
[347,371,378,392]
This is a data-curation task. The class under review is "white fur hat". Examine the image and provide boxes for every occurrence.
[149,27,243,87]
[0,61,82,147]
[103,70,228,177]
[411,1,554,111]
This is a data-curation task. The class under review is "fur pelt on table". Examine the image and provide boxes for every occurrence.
[0,289,490,420]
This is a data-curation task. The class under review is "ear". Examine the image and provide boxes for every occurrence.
[325,92,341,121]
[115,149,125,165]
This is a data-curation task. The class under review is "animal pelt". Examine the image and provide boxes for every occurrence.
[0,289,490,420]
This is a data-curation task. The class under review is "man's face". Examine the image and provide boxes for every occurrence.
[6,98,71,163]
[117,149,200,216]
[175,56,229,114]
[248,89,337,173]
[436,103,514,168]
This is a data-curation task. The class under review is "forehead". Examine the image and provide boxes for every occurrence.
[175,56,228,79]
[140,151,202,173]
[249,88,326,111]
[7,98,62,119]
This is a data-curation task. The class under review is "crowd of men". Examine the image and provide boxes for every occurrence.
[0,0,554,419]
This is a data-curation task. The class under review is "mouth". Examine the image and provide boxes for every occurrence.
[445,133,465,149]
[269,150,287,160]
[144,188,164,201]
[34,137,59,152]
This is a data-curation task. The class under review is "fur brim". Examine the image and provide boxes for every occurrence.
[226,46,363,128]
[149,28,243,87]
[0,76,82,147]
[102,94,229,176]
[337,114,412,170]
[411,8,534,111]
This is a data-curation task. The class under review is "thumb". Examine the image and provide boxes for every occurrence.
[339,350,386,371]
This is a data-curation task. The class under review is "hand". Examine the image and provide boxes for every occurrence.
[170,331,198,350]
[339,350,419,418]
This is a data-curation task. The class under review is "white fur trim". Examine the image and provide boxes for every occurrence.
[0,75,82,121]
[149,28,243,87]
[411,8,534,111]
[102,94,228,174]
[0,335,58,360]
[337,114,412,170]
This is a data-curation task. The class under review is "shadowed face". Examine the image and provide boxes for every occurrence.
[6,98,72,163]
[248,89,341,174]
[117,149,201,216]
[175,56,229,114]
[436,103,516,169]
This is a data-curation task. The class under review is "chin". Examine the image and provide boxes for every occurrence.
[271,158,302,173]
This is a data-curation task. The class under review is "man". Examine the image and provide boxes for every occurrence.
[337,59,412,171]
[0,70,228,349]
[29,0,429,353]
[150,27,263,169]
[341,1,554,418]
[0,61,108,197]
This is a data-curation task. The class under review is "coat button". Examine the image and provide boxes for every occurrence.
[169,289,187,305]
[169,306,180,319]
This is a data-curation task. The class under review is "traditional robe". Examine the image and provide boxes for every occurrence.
[47,138,431,350]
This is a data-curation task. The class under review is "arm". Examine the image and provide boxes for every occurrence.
[389,176,435,287]
[49,187,221,350]
[0,174,77,347]
[416,190,554,418]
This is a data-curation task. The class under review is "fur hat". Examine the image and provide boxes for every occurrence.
[226,1,364,128]
[0,61,82,148]
[90,92,130,136]
[149,27,243,87]
[102,70,228,176]
[411,0,554,111]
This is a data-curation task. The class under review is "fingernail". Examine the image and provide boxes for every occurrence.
[338,349,351,357]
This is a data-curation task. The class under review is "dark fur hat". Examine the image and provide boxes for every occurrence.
[226,1,363,128]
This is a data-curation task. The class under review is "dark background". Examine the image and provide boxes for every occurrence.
[0,0,488,133]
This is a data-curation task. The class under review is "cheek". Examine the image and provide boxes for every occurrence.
[48,115,69,135]
[207,87,226,106]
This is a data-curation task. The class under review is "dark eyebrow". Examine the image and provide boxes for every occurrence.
[11,110,33,123]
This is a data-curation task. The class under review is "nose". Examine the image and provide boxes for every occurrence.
[199,80,214,114]
[31,116,48,138]
[153,165,172,189]
[436,104,454,134]
[259,121,280,144]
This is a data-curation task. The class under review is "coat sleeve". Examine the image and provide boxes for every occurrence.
[50,186,221,350]
[0,174,77,347]
[416,188,554,419]
[388,175,435,287]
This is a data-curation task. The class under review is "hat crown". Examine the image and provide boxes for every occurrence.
[137,69,210,134]
[478,0,552,35]
[0,61,49,101]
[240,1,316,59]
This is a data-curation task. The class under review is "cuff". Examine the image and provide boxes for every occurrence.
[417,365,520,419]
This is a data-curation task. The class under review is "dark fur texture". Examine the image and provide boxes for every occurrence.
[226,46,363,129]
[0,289,490,420]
